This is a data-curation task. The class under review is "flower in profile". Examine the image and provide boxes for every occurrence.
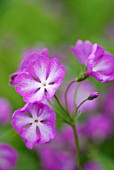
[0,98,11,124]
[12,102,56,149]
[12,55,65,103]
[84,114,112,142]
[0,143,18,170]
[71,40,114,83]
[87,44,114,82]
[83,161,103,170]
[70,40,93,66]
[10,48,49,85]
[61,80,98,114]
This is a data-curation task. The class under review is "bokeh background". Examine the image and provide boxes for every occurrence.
[0,0,114,169]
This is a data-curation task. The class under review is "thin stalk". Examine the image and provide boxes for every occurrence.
[65,80,75,112]
[73,83,80,112]
[47,99,71,125]
[72,122,81,170]
[54,95,72,121]
[73,98,88,119]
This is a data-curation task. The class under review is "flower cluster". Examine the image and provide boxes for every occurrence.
[10,40,114,169]
[11,48,66,149]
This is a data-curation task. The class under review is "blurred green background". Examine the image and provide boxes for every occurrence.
[0,0,114,169]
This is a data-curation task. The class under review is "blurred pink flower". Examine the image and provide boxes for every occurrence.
[0,98,11,124]
[37,128,76,170]
[84,114,112,142]
[83,161,103,170]
[0,143,18,170]
[10,48,48,85]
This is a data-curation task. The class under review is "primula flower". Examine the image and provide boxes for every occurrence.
[61,80,98,114]
[86,44,114,82]
[0,143,18,170]
[71,40,93,66]
[12,102,56,149]
[0,98,11,124]
[71,40,114,83]
[10,48,48,85]
[84,114,112,142]
[83,161,103,170]
[12,55,65,103]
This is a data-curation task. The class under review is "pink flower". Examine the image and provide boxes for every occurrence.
[71,40,114,83]
[84,114,112,142]
[12,55,65,103]
[0,143,18,170]
[10,48,49,85]
[103,83,114,117]
[83,161,103,170]
[70,40,93,66]
[12,102,56,149]
[87,44,114,82]
[37,130,76,170]
[0,98,11,124]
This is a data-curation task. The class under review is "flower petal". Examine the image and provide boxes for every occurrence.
[38,104,56,122]
[20,124,40,149]
[12,109,33,133]
[28,56,50,83]
[46,58,66,88]
[38,122,56,144]
[13,73,45,102]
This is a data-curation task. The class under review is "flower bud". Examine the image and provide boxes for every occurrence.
[88,92,99,100]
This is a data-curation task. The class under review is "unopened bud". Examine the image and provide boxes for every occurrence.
[88,92,99,100]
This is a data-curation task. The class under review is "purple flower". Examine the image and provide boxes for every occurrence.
[85,114,112,142]
[37,130,76,170]
[86,44,114,82]
[61,80,98,114]
[10,48,49,85]
[71,40,114,83]
[103,83,114,117]
[0,143,18,170]
[0,98,11,124]
[12,102,56,149]
[61,124,86,152]
[12,55,65,103]
[83,161,103,170]
[70,40,93,66]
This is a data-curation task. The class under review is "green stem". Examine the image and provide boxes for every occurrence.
[73,83,80,112]
[54,95,66,113]
[47,99,71,125]
[73,98,88,119]
[65,80,75,112]
[72,122,81,170]
[54,95,72,121]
